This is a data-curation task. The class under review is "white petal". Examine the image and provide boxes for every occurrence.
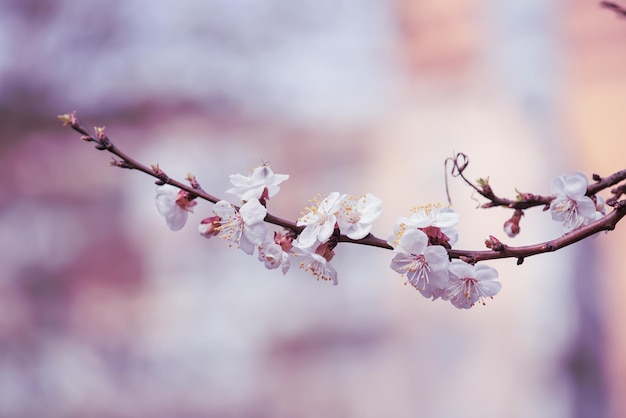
[213,200,236,217]
[479,280,502,297]
[563,172,588,198]
[424,245,450,271]
[551,175,566,195]
[475,264,499,282]
[296,225,319,249]
[448,260,474,279]
[166,209,188,231]
[155,185,177,216]
[228,173,251,187]
[316,216,336,242]
[576,197,597,219]
[240,198,267,224]
[398,229,428,254]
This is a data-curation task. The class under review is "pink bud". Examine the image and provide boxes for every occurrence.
[199,216,221,237]
[503,209,524,238]
[274,231,294,252]
[175,191,197,212]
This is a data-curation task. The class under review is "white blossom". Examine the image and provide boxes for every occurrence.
[292,245,338,285]
[227,165,289,202]
[155,185,196,231]
[296,192,344,249]
[390,229,450,299]
[336,193,382,240]
[550,172,597,231]
[446,260,501,309]
[258,240,290,275]
[212,198,268,255]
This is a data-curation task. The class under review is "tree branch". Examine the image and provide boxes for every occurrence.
[59,113,626,266]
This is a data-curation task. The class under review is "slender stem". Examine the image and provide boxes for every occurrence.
[447,152,626,210]
[601,1,626,17]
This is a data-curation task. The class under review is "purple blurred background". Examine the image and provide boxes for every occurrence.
[1,1,626,417]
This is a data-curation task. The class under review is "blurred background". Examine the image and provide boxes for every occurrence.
[1,0,625,417]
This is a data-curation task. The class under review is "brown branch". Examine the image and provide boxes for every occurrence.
[446,152,626,211]
[589,170,626,196]
[59,112,301,233]
[448,200,626,263]
[601,1,626,17]
[60,113,626,266]
[446,152,554,210]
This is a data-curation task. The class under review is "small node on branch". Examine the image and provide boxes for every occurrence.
[515,190,536,201]
[592,173,602,182]
[516,257,524,265]
[186,173,201,190]
[94,126,107,140]
[151,163,168,185]
[476,177,492,195]
[485,235,504,251]
[57,111,77,127]
[608,184,626,206]
[110,158,132,169]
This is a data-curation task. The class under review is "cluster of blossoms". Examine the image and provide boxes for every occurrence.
[155,164,383,286]
[388,204,501,309]
[154,165,608,310]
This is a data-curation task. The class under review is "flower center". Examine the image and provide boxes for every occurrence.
[553,198,579,228]
[407,254,431,289]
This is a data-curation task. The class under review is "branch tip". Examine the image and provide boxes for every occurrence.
[57,111,77,127]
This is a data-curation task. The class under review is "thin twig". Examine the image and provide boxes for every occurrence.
[601,1,626,17]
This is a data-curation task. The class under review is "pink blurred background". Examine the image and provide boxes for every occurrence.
[1,1,625,417]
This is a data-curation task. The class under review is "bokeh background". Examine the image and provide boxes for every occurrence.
[1,0,625,417]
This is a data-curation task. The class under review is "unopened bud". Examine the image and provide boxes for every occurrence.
[503,209,524,238]
[199,216,221,237]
